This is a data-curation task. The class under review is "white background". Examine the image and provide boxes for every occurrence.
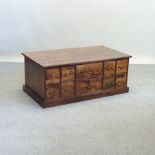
[0,0,155,64]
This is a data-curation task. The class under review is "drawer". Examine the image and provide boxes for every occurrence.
[46,83,60,99]
[46,68,60,84]
[76,62,102,79]
[61,82,74,98]
[117,59,128,66]
[116,59,128,73]
[61,66,74,82]
[103,78,115,89]
[116,73,127,87]
[76,78,102,95]
[104,61,115,78]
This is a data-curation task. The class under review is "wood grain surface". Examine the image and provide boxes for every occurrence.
[22,46,131,68]
[23,46,131,108]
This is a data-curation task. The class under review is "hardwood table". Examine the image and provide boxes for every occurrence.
[22,46,132,108]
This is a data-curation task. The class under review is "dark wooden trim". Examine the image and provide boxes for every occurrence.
[43,68,46,98]
[23,56,44,68]
[23,54,131,69]
[59,67,62,98]
[23,85,45,107]
[74,65,77,96]
[23,84,129,108]
[114,60,117,87]
[126,58,129,86]
[43,57,132,69]
[101,62,104,89]
[24,58,45,99]
[22,47,132,108]
[24,57,27,85]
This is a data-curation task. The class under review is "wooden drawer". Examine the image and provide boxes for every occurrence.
[61,66,74,82]
[116,73,127,87]
[116,59,128,74]
[104,61,115,78]
[76,78,102,95]
[76,62,102,79]
[23,45,131,108]
[46,83,60,99]
[103,78,115,89]
[62,82,74,98]
[46,68,60,84]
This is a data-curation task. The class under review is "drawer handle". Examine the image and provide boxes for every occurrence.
[116,74,125,78]
[47,73,58,79]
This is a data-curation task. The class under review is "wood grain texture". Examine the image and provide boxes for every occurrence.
[116,59,128,73]
[25,57,45,99]
[61,66,74,82]
[104,61,115,78]
[23,85,129,108]
[22,46,131,108]
[76,62,102,79]
[76,78,102,96]
[103,78,115,89]
[22,46,131,68]
[46,68,60,84]
[61,82,74,98]
[116,73,127,87]
[46,83,60,99]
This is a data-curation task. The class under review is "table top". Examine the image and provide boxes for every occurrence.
[22,45,132,68]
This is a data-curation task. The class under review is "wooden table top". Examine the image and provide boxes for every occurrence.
[22,45,131,68]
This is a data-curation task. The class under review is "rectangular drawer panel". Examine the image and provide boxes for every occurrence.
[46,83,60,99]
[116,59,128,74]
[116,73,127,87]
[76,62,102,79]
[103,78,115,89]
[76,78,102,96]
[62,82,74,98]
[104,61,115,78]
[61,66,74,82]
[46,68,60,84]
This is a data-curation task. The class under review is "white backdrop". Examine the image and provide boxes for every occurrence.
[0,0,155,64]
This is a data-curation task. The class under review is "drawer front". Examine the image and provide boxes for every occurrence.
[116,73,127,87]
[61,66,74,82]
[116,59,128,74]
[46,68,60,84]
[62,82,74,98]
[46,83,60,99]
[103,78,115,89]
[76,78,102,95]
[104,61,115,78]
[76,62,102,79]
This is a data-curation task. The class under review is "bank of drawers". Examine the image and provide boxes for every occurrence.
[76,63,102,96]
[116,59,128,87]
[45,66,75,99]
[103,61,115,89]
[45,59,128,99]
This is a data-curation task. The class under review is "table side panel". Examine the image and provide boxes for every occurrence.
[24,55,131,107]
[25,58,45,99]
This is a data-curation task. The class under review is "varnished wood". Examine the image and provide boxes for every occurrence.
[61,82,74,98]
[104,60,115,78]
[46,83,60,99]
[116,59,128,74]
[76,62,102,79]
[116,73,127,87]
[23,85,129,108]
[22,46,131,68]
[61,66,74,82]
[103,78,115,89]
[22,45,132,108]
[25,57,45,99]
[76,78,102,96]
[46,68,60,84]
